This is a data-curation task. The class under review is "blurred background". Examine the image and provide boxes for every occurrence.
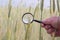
[0,0,60,40]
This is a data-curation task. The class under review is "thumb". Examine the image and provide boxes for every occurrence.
[41,18,52,28]
[42,19,51,24]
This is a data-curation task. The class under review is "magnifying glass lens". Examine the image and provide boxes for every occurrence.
[22,13,33,24]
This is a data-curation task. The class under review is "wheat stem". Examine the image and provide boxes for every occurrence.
[39,0,44,40]
[57,0,59,12]
[53,0,55,13]
[7,0,12,40]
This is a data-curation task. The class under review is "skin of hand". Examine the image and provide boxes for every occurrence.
[41,16,60,37]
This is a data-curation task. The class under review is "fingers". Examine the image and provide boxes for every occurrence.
[41,24,55,34]
[41,23,60,37]
[45,25,55,34]
[47,28,55,34]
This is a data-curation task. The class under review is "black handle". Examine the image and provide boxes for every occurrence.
[33,20,43,23]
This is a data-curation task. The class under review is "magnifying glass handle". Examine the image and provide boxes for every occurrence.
[33,20,43,23]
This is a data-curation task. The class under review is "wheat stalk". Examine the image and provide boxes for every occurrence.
[6,0,12,40]
[57,0,60,15]
[39,0,44,40]
[50,0,51,15]
[50,0,55,15]
[8,0,12,18]
[53,0,55,13]
[25,24,31,40]
[14,20,17,40]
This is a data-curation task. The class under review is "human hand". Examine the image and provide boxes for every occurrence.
[41,16,60,37]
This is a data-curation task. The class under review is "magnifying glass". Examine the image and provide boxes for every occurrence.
[22,12,56,30]
[22,12,43,24]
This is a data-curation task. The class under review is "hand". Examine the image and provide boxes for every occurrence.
[41,16,60,37]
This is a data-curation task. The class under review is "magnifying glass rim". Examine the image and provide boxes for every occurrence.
[22,12,34,24]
